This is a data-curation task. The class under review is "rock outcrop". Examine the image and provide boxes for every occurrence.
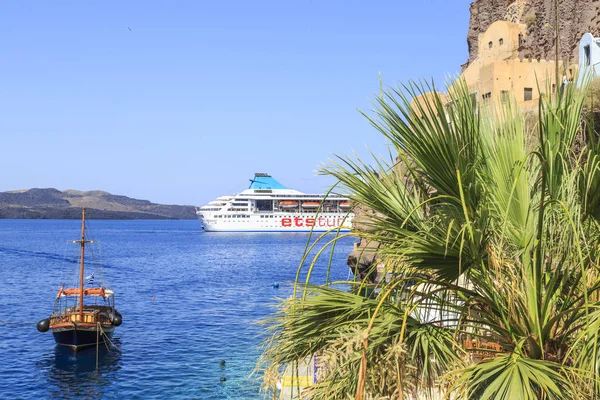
[346,204,381,282]
[466,0,600,67]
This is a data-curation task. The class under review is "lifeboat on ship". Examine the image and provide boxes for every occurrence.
[279,200,299,209]
[301,201,320,209]
[339,201,351,209]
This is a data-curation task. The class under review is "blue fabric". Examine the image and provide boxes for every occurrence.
[248,175,288,190]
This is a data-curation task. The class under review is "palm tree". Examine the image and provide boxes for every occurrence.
[258,79,600,399]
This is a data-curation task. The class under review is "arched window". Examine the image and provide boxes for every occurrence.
[499,38,504,46]
[489,41,493,49]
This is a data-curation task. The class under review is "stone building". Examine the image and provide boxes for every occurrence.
[463,20,570,109]
[413,20,575,112]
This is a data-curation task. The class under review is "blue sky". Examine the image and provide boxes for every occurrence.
[0,0,472,205]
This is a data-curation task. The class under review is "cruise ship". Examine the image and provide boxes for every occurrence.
[195,173,354,232]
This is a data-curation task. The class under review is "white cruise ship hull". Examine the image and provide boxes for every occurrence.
[199,212,352,232]
[196,173,354,233]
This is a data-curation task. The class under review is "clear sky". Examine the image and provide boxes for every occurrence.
[0,0,472,205]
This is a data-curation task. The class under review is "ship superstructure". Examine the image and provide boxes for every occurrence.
[195,173,354,232]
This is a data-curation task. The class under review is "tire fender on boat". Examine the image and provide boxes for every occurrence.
[111,312,122,326]
[37,318,50,332]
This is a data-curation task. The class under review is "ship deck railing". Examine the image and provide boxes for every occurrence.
[51,306,114,325]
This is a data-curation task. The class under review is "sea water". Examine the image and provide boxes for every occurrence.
[0,220,354,399]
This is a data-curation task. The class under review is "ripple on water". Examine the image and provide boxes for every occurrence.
[0,220,354,399]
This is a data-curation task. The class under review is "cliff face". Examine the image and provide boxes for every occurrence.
[466,0,600,66]
[467,0,514,62]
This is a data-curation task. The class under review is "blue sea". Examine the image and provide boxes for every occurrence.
[0,220,354,399]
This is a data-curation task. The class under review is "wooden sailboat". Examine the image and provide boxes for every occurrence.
[37,208,122,351]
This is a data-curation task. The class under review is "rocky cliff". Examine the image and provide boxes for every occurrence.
[0,188,196,219]
[466,0,600,66]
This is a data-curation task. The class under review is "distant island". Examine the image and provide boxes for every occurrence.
[0,188,197,219]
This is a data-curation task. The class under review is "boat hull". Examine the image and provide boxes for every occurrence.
[52,325,115,351]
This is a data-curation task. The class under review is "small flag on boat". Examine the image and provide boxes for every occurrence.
[86,273,94,285]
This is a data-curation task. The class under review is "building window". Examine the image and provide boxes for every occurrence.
[488,41,493,49]
[585,45,591,66]
[500,91,510,103]
[524,88,533,101]
[518,34,524,45]
[499,38,504,46]
[482,92,492,102]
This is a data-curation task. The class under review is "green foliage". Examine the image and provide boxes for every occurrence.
[257,80,600,399]
[584,79,600,112]
[451,353,573,399]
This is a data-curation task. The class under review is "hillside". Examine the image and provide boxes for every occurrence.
[0,188,196,219]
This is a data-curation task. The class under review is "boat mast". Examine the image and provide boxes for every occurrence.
[79,208,86,318]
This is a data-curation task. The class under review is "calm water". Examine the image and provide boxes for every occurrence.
[0,220,354,399]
